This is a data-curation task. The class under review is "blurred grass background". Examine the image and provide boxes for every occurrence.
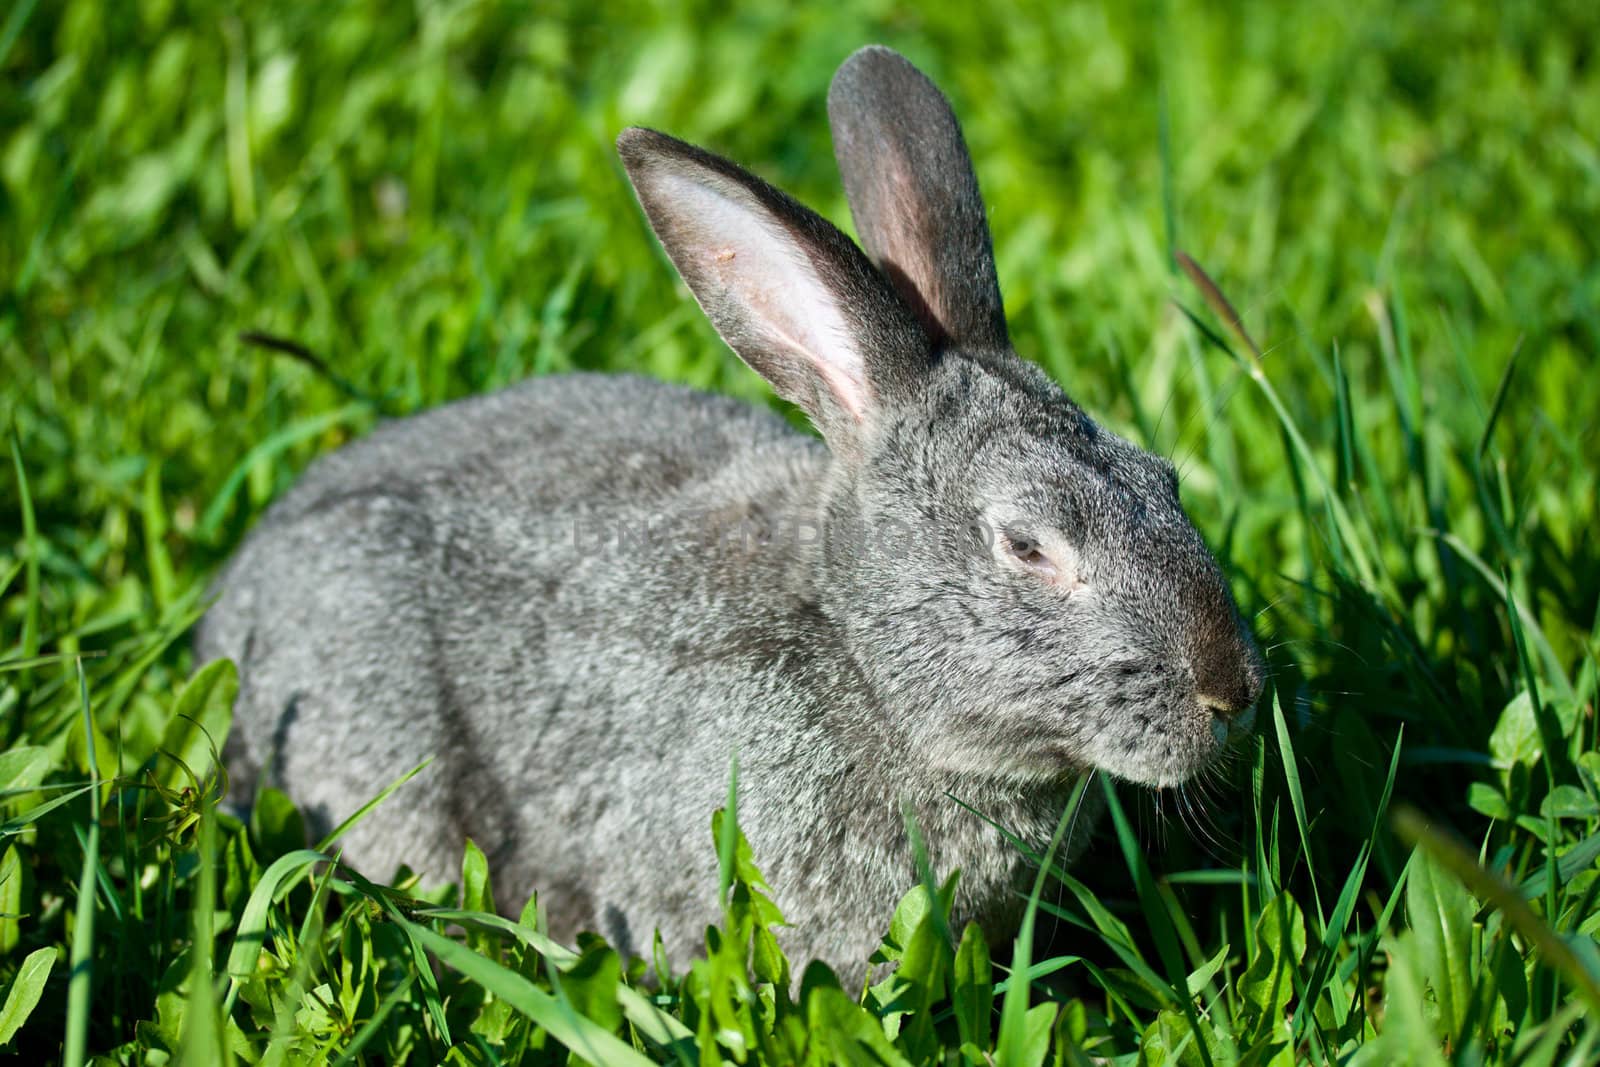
[3,0,1600,1061]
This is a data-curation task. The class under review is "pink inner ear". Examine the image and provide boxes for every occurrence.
[872,161,944,335]
[708,246,866,421]
[663,169,872,420]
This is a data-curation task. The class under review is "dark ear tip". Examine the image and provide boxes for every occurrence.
[616,127,707,176]
[830,44,918,96]
[616,126,666,169]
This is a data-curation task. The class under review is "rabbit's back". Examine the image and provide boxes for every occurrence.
[200,372,817,694]
[237,372,807,533]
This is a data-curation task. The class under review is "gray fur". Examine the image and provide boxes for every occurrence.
[196,46,1262,977]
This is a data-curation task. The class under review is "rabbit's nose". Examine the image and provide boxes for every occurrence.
[1184,575,1265,723]
[1192,640,1263,723]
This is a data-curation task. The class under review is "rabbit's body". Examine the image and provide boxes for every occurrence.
[200,46,1261,976]
[200,372,1075,965]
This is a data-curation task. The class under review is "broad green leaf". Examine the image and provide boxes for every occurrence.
[1375,931,1450,1066]
[1016,1001,1056,1067]
[953,922,993,1054]
[1466,782,1512,821]
[561,936,624,1032]
[0,747,50,797]
[882,876,958,1061]
[461,837,492,914]
[469,994,520,1045]
[1407,845,1476,1038]
[898,876,958,1001]
[0,946,55,1046]
[1185,942,1230,998]
[751,922,789,990]
[880,883,932,963]
[148,949,191,1056]
[1579,751,1600,789]
[1488,691,1538,768]
[806,984,913,1067]
[1394,806,1600,1014]
[292,980,339,1038]
[1539,784,1599,819]
[1489,690,1578,770]
[1492,935,1529,1028]
[1238,891,1305,1042]
[1143,1007,1222,1067]
[710,807,785,929]
[1055,1000,1093,1067]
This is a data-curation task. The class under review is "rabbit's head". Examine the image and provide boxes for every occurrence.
[618,46,1262,789]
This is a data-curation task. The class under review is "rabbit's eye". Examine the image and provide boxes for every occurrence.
[1007,537,1044,564]
[1002,530,1052,572]
[998,528,1086,592]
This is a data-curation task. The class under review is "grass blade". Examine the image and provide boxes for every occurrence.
[1100,775,1213,1067]
[313,758,432,851]
[416,906,696,1049]
[62,661,101,1067]
[996,772,1092,1065]
[1271,689,1324,926]
[329,973,416,1067]
[9,438,40,667]
[403,920,660,1066]
[195,403,368,541]
[220,849,334,1012]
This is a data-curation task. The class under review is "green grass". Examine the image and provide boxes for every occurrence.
[4,0,1600,1062]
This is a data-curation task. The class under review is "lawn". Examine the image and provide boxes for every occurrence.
[3,0,1599,1062]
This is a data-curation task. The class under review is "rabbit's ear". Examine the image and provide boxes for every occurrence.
[618,128,931,450]
[827,46,1009,352]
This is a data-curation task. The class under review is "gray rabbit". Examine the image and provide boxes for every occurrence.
[196,45,1262,975]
